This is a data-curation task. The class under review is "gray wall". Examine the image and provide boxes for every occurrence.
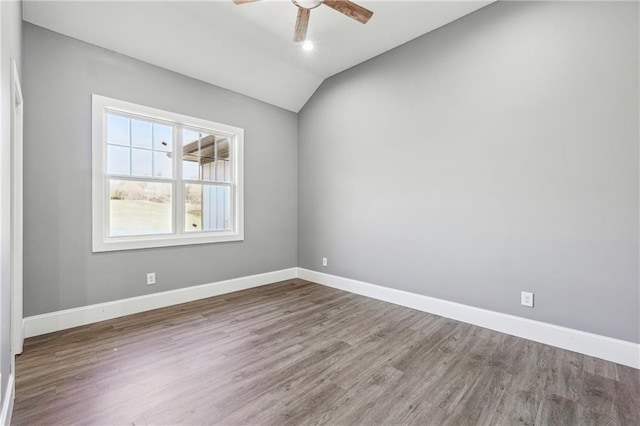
[23,23,298,317]
[0,0,22,402]
[298,1,639,342]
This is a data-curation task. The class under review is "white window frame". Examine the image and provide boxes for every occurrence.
[92,94,244,252]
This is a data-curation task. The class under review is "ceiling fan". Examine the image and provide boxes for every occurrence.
[232,0,374,42]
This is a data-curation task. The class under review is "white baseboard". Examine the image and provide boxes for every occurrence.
[24,268,298,338]
[21,266,639,369]
[298,268,640,369]
[0,374,14,426]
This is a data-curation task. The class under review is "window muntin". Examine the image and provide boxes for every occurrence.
[105,113,174,179]
[92,95,244,252]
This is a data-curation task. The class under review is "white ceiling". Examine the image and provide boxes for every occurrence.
[23,0,492,112]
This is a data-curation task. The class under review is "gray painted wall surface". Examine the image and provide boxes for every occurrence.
[23,24,298,317]
[298,1,639,342]
[0,0,22,401]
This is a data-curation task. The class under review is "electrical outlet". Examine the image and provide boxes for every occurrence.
[322,257,328,267]
[147,272,156,285]
[521,291,534,307]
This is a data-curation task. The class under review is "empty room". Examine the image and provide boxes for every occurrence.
[0,0,638,424]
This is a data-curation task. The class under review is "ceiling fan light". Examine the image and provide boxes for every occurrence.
[291,0,323,10]
[302,40,314,51]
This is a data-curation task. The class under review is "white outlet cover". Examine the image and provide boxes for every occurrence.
[521,291,534,307]
[322,258,328,267]
[147,273,156,285]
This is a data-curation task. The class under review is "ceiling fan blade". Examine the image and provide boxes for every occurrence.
[323,0,373,24]
[232,0,262,5]
[293,7,310,42]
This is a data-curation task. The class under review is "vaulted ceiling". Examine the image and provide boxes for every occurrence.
[23,0,492,112]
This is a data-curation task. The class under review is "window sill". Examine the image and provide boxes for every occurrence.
[92,231,244,252]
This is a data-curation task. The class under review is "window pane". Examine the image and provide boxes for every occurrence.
[131,148,152,177]
[131,119,152,149]
[200,133,215,158]
[217,138,230,160]
[182,127,202,180]
[153,123,173,152]
[107,114,130,146]
[107,145,130,175]
[182,129,200,148]
[184,184,230,232]
[182,129,231,182]
[215,159,231,182]
[109,179,172,237]
[182,127,201,180]
[153,151,172,178]
[199,156,217,181]
[183,155,199,180]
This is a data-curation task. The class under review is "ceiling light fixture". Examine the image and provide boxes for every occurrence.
[302,40,314,51]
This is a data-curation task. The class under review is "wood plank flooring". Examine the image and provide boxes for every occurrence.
[12,279,640,425]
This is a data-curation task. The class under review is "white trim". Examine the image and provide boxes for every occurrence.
[298,268,640,369]
[91,94,244,252]
[0,374,14,426]
[10,58,24,357]
[24,268,297,338]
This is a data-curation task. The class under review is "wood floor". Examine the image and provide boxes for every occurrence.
[12,279,640,425]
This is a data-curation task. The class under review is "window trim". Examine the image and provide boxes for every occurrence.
[92,94,244,252]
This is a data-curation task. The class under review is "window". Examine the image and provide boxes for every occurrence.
[92,95,244,252]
